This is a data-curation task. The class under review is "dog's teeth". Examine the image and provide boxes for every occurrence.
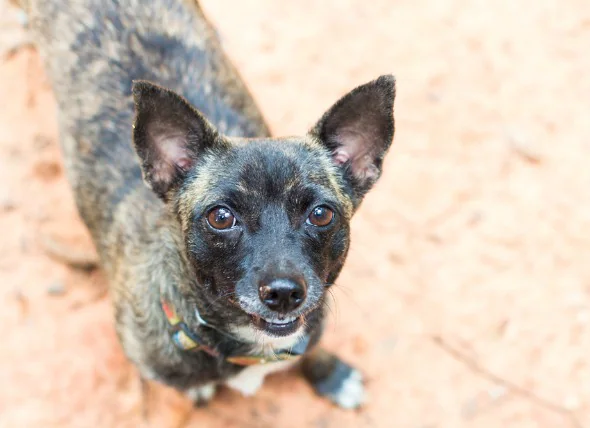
[263,316,296,325]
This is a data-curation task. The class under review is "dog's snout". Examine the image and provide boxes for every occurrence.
[258,278,307,313]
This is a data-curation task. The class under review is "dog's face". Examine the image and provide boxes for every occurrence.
[131,76,395,343]
[175,139,353,340]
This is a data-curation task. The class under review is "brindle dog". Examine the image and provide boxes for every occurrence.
[19,0,395,410]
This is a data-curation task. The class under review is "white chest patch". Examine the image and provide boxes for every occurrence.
[225,359,296,396]
[225,325,303,396]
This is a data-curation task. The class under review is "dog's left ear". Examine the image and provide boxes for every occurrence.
[310,75,395,202]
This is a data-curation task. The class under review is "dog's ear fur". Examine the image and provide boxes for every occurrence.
[310,75,395,201]
[131,80,225,201]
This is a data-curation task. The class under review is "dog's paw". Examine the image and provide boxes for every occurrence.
[313,361,367,410]
[185,383,217,407]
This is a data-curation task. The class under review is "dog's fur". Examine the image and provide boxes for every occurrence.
[20,0,395,409]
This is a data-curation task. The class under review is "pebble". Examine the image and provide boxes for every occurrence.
[16,10,29,27]
[505,128,542,164]
[0,197,16,212]
[378,336,398,353]
[488,385,507,400]
[427,92,441,103]
[47,281,66,296]
[461,397,479,419]
[32,134,53,149]
[564,395,580,410]
[13,287,29,318]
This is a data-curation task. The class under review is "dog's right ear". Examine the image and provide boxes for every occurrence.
[131,81,227,201]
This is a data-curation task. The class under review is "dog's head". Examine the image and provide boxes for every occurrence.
[131,76,395,345]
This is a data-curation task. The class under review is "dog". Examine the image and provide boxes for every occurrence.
[20,0,395,410]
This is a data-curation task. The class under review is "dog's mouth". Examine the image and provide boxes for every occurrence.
[250,314,303,337]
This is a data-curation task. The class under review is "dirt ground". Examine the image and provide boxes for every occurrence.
[1,0,590,427]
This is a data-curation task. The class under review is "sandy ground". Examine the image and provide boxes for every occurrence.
[1,0,590,427]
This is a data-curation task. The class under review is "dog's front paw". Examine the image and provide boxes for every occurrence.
[315,361,366,409]
[301,348,367,410]
[185,383,217,407]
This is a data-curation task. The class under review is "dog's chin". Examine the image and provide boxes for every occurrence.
[249,314,304,337]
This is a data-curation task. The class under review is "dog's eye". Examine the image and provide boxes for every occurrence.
[306,206,334,227]
[207,206,236,230]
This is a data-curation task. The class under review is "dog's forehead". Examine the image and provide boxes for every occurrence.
[233,139,332,188]
[178,138,353,221]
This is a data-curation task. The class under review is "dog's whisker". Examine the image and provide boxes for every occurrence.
[202,290,236,312]
[330,282,364,313]
[326,288,340,323]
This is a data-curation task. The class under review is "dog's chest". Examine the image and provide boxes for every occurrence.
[225,359,296,396]
[224,325,303,395]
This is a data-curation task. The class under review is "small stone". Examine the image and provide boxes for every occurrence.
[461,397,478,419]
[13,288,29,318]
[426,233,443,243]
[427,92,441,103]
[0,197,16,212]
[378,336,398,353]
[32,159,61,180]
[564,395,580,410]
[388,252,404,264]
[20,235,28,252]
[505,128,542,164]
[468,210,483,226]
[47,281,66,296]
[314,417,329,428]
[33,134,53,149]
[16,10,29,27]
[488,385,507,400]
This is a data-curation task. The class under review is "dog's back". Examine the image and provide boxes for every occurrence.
[24,0,270,269]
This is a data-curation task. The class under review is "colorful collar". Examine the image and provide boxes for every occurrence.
[161,298,309,366]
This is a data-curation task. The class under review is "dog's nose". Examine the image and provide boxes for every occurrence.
[259,278,307,313]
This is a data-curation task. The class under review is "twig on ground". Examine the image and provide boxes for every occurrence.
[39,235,99,271]
[431,335,584,428]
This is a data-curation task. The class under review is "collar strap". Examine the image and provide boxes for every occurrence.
[161,298,309,366]
[161,299,220,358]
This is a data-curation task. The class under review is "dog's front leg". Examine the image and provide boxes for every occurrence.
[184,383,217,407]
[301,347,366,410]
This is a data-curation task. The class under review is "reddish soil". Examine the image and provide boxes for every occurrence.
[1,0,590,427]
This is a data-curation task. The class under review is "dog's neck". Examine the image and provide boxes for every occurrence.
[160,293,310,365]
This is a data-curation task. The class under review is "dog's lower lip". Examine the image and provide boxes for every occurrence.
[251,315,303,336]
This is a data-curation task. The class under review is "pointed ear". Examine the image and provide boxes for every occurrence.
[310,75,395,201]
[131,80,224,200]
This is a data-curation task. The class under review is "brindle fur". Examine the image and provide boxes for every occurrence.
[20,0,395,406]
